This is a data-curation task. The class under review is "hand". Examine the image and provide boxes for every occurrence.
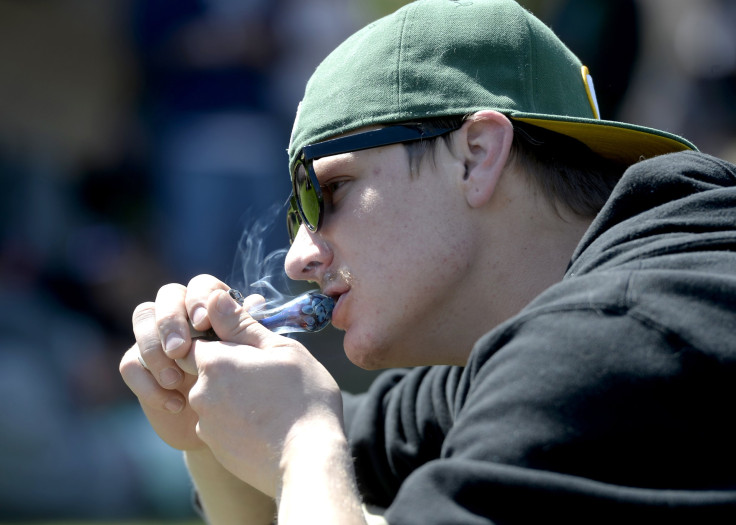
[181,288,345,498]
[119,274,263,450]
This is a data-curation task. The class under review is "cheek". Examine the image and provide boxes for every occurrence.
[349,196,469,310]
[355,180,425,241]
[348,175,469,278]
[355,186,380,217]
[338,201,473,366]
[345,185,406,254]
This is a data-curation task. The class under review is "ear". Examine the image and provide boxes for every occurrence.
[458,110,514,208]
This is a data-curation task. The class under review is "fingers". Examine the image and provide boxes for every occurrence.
[185,274,231,333]
[178,290,276,376]
[132,274,273,382]
[208,289,275,347]
[132,275,235,379]
[133,299,185,389]
[154,283,194,360]
[120,345,187,414]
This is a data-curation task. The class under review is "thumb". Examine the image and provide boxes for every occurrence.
[207,288,276,347]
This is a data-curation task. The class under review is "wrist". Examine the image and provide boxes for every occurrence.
[278,418,365,524]
[185,448,276,525]
[280,415,348,479]
[184,447,221,477]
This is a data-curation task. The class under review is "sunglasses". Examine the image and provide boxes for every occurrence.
[287,121,462,243]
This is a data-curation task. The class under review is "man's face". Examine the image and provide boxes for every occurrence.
[285,139,478,369]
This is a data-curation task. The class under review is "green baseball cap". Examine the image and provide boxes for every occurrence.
[288,0,695,174]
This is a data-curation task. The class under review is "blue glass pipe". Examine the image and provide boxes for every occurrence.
[190,289,335,339]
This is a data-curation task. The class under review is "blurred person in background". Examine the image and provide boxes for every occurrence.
[0,1,195,519]
[0,0,363,520]
[620,0,736,161]
[132,0,290,282]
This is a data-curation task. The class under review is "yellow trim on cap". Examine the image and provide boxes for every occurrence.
[514,116,694,165]
[581,66,600,120]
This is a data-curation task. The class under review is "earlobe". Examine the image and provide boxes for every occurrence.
[461,111,514,208]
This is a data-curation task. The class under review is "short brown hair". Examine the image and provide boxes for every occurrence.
[405,116,626,218]
[508,120,625,217]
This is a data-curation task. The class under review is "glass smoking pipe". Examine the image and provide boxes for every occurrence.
[190,289,335,339]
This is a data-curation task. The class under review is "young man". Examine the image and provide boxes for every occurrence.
[120,0,736,522]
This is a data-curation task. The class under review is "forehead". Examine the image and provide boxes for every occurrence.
[311,142,407,177]
[312,151,360,175]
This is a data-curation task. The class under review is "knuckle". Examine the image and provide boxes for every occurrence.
[134,322,166,360]
[119,351,155,397]
[144,390,174,412]
[194,421,205,441]
[188,384,206,413]
[194,353,217,377]
[157,282,185,298]
[156,309,181,327]
[132,302,155,326]
[137,336,161,359]
[187,274,226,309]
[119,347,140,376]
[187,273,216,289]
[226,316,261,342]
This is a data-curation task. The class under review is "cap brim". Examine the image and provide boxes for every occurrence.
[510,113,696,165]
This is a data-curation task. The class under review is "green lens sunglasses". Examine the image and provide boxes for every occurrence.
[287,121,462,243]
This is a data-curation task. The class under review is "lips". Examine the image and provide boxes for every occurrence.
[323,287,349,330]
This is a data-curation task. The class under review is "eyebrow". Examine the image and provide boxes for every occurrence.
[311,152,359,182]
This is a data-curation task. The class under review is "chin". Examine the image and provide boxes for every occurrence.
[345,345,391,370]
[343,329,396,370]
[343,328,429,370]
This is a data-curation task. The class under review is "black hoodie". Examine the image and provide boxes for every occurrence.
[344,151,736,524]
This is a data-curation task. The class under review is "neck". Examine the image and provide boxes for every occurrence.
[442,179,593,365]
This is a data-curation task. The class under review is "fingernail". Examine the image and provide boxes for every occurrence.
[164,333,185,354]
[191,307,206,326]
[216,290,238,314]
[159,367,182,387]
[164,398,184,414]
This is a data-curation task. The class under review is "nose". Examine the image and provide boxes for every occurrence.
[284,225,333,283]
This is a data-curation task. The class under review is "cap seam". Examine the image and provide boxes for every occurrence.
[395,4,413,113]
[522,9,536,114]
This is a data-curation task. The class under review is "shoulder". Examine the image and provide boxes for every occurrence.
[464,257,736,400]
[622,150,736,188]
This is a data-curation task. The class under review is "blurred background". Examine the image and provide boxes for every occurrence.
[1,0,734,521]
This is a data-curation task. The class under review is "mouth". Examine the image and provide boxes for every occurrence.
[322,286,349,330]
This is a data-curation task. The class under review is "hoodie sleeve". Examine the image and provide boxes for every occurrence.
[343,366,464,508]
